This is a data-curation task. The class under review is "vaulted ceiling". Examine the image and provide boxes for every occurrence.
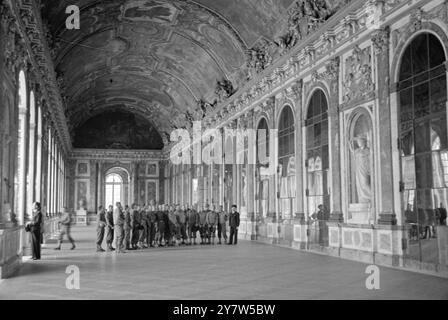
[41,0,295,146]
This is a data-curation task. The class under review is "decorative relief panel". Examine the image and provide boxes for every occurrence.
[342,45,374,105]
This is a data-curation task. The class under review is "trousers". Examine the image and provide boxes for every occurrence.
[97,225,105,247]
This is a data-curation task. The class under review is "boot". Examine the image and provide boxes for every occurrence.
[54,240,62,250]
[71,243,76,250]
[218,239,222,245]
[97,246,105,252]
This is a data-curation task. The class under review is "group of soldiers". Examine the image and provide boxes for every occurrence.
[96,202,241,253]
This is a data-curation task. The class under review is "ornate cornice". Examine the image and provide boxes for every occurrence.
[70,149,164,161]
[7,0,72,154]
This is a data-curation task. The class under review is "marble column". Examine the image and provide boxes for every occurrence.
[373,27,397,225]
[326,57,344,223]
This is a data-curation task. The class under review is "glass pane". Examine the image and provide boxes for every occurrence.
[429,34,446,68]
[401,129,414,156]
[412,34,429,76]
[415,121,430,153]
[414,82,430,119]
[431,117,447,151]
[402,155,416,189]
[400,46,413,81]
[415,153,432,189]
[399,88,413,122]
[430,76,447,114]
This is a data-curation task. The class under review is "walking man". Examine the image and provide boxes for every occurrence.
[228,205,240,245]
[96,205,106,252]
[139,205,149,248]
[130,204,141,249]
[55,208,76,250]
[147,203,158,248]
[105,205,115,251]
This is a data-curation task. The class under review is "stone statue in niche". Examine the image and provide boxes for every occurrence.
[349,135,371,204]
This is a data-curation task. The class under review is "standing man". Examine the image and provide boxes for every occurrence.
[206,204,219,245]
[124,205,132,250]
[228,205,240,245]
[187,204,199,245]
[217,205,228,245]
[168,205,179,246]
[176,204,188,246]
[130,204,141,249]
[55,208,76,250]
[198,204,208,245]
[27,202,43,260]
[114,202,126,254]
[156,204,166,247]
[105,205,115,251]
[147,203,158,248]
[139,205,149,248]
[96,205,107,252]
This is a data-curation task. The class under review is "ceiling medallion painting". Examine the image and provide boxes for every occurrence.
[120,0,180,24]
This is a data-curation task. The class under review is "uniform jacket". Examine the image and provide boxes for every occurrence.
[229,211,240,228]
[198,211,208,225]
[206,210,218,226]
[59,212,72,226]
[148,211,158,223]
[130,210,141,228]
[168,211,178,225]
[187,210,199,226]
[106,210,114,227]
[176,210,187,224]
[156,211,165,224]
[124,209,132,229]
[114,207,125,227]
[97,209,107,227]
[218,211,228,224]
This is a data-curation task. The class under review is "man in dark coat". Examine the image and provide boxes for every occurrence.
[27,202,43,260]
[228,205,240,245]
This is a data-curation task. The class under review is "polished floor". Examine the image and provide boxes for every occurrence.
[0,226,447,300]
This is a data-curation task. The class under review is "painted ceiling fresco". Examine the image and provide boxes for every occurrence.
[40,0,297,147]
[73,110,164,150]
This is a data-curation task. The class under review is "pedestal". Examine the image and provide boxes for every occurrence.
[348,203,371,224]
[75,209,88,226]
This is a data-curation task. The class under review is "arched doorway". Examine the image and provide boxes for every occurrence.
[14,70,27,224]
[305,89,330,247]
[256,117,270,218]
[398,32,447,265]
[278,105,295,219]
[104,167,130,208]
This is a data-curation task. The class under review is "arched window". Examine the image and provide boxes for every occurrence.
[257,118,270,217]
[105,173,123,208]
[399,33,447,256]
[305,89,329,218]
[278,106,295,218]
[14,70,28,223]
[27,91,36,215]
[35,105,42,202]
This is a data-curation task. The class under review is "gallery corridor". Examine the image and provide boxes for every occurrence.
[0,226,447,300]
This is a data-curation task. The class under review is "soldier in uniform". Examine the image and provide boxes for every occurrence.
[167,205,179,246]
[156,204,166,247]
[176,204,188,245]
[205,205,219,245]
[105,205,115,251]
[217,205,228,245]
[96,205,106,252]
[228,205,240,245]
[55,208,76,250]
[124,205,132,250]
[187,204,199,245]
[147,203,158,248]
[113,202,126,253]
[130,204,141,249]
[198,204,208,245]
[139,204,149,248]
